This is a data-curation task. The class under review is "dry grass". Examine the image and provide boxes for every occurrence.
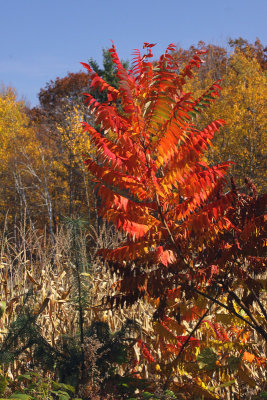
[0,220,153,379]
[1,221,265,399]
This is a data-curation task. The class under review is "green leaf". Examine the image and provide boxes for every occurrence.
[58,394,70,400]
[219,380,235,388]
[0,375,8,396]
[0,302,6,318]
[187,111,197,118]
[17,375,32,381]
[142,392,155,399]
[197,348,217,371]
[10,394,32,400]
[52,383,75,394]
[164,390,177,398]
[227,355,241,372]
[51,390,70,400]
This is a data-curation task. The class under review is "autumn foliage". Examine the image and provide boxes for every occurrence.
[82,43,266,397]
[0,38,266,399]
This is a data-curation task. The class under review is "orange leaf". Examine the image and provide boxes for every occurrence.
[243,351,255,363]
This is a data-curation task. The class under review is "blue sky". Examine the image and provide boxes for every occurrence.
[1,0,266,107]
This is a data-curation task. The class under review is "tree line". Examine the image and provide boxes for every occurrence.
[0,38,265,241]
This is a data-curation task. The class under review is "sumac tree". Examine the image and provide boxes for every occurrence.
[81,43,266,396]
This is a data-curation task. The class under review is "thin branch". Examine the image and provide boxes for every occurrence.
[163,305,212,390]
[251,288,267,321]
[224,286,267,340]
[155,193,192,271]
[194,288,267,340]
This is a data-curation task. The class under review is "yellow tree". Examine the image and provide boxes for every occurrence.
[55,105,94,220]
[207,50,266,191]
[0,88,64,241]
[184,48,266,192]
[0,88,34,230]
